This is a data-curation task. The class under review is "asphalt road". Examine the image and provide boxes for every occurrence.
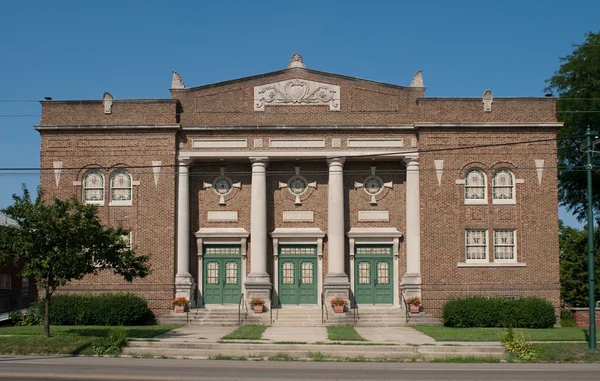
[1,356,600,381]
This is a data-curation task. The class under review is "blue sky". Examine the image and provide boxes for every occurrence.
[0,0,597,228]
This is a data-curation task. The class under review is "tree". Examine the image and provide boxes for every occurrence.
[545,31,600,223]
[559,221,600,307]
[0,186,150,337]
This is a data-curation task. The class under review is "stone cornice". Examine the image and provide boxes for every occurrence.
[35,124,181,131]
[414,122,562,128]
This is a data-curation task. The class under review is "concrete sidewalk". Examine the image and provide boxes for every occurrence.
[155,324,436,345]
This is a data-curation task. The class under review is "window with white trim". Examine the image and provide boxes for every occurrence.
[465,230,487,262]
[110,170,132,205]
[465,169,486,204]
[83,171,105,205]
[493,170,515,204]
[0,274,11,289]
[120,232,132,250]
[493,230,516,261]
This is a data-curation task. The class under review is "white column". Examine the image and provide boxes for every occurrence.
[323,158,350,300]
[402,154,421,298]
[245,158,272,302]
[175,160,195,301]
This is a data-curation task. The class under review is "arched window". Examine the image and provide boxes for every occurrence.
[465,169,486,203]
[493,170,515,203]
[110,170,132,205]
[83,171,105,204]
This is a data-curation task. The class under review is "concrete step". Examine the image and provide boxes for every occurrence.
[123,341,505,360]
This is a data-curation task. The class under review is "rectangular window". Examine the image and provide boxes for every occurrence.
[465,230,487,262]
[494,230,516,261]
[0,274,11,289]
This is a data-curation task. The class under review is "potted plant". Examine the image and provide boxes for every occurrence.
[406,296,421,313]
[172,297,189,313]
[250,297,265,313]
[330,296,348,313]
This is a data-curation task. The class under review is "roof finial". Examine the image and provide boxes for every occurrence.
[410,70,424,87]
[103,92,113,114]
[287,53,306,69]
[171,71,185,89]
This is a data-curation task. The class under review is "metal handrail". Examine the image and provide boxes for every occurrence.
[400,290,410,324]
[353,302,360,325]
[270,289,274,325]
[238,293,245,326]
[321,292,325,324]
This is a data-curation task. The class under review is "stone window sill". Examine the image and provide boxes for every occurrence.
[464,199,487,205]
[457,262,526,268]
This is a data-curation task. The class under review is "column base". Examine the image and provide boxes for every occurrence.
[323,273,351,302]
[245,272,273,308]
[401,273,422,299]
[175,272,196,304]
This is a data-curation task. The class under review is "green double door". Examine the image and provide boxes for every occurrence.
[278,245,318,305]
[203,245,241,305]
[354,245,394,304]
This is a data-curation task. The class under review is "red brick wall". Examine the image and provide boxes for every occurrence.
[419,127,560,317]
[572,309,600,328]
[39,130,177,315]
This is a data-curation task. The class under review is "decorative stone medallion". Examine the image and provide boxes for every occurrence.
[279,167,317,205]
[354,167,393,205]
[254,79,340,111]
[203,167,241,205]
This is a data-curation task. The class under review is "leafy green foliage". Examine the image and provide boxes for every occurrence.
[0,186,150,337]
[91,327,128,355]
[559,222,600,307]
[560,309,577,327]
[30,293,154,326]
[9,310,42,326]
[545,31,600,223]
[442,297,556,328]
[502,328,536,361]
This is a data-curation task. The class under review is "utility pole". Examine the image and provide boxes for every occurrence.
[585,126,596,350]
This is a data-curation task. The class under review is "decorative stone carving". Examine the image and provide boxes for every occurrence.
[354,166,393,205]
[254,79,340,111]
[331,138,342,148]
[203,167,241,205]
[172,71,185,89]
[103,92,113,114]
[434,160,444,186]
[53,161,63,188]
[287,53,306,69]
[483,89,493,112]
[535,159,544,185]
[410,70,424,87]
[152,161,161,187]
[278,167,317,205]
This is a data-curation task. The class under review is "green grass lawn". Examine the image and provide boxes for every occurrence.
[413,325,600,342]
[531,343,600,362]
[221,325,266,340]
[0,324,180,355]
[327,326,366,341]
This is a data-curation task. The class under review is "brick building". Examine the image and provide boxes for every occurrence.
[36,54,561,317]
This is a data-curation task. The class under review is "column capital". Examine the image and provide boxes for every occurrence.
[326,157,345,167]
[403,154,419,166]
[250,157,269,166]
[178,158,192,166]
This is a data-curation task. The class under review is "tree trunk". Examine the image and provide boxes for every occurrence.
[44,277,51,338]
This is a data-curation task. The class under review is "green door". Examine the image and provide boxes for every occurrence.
[354,245,393,304]
[203,245,241,305]
[278,245,318,305]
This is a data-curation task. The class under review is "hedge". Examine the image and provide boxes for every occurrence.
[442,297,556,328]
[31,293,154,326]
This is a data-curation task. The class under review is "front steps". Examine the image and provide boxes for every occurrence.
[158,304,441,327]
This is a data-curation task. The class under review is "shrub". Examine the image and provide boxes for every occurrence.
[560,309,576,327]
[442,297,556,328]
[31,293,154,326]
[9,310,42,326]
[92,327,128,355]
[501,328,536,360]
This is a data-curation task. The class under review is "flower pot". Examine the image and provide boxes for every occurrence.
[174,305,186,313]
[409,304,420,313]
[333,305,344,313]
[253,305,263,313]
